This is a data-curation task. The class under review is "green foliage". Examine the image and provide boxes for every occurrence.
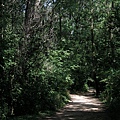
[39,49,72,110]
[101,70,120,120]
[99,2,120,119]
[0,0,120,120]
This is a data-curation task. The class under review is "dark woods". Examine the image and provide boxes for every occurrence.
[0,0,120,120]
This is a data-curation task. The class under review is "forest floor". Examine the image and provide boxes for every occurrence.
[44,89,111,120]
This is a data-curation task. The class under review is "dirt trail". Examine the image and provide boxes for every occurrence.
[44,89,111,120]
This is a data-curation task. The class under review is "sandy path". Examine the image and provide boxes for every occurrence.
[44,90,111,120]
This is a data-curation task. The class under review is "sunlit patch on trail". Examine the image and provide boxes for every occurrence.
[67,94,105,112]
[45,90,110,120]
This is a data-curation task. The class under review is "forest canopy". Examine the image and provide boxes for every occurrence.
[0,0,120,120]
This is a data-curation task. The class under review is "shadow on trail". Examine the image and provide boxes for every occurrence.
[44,90,111,120]
[45,111,109,120]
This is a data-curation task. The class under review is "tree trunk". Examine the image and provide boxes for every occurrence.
[90,6,99,97]
[59,6,62,41]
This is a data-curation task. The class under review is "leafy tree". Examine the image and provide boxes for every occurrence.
[0,0,120,120]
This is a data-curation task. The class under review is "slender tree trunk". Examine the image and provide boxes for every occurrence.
[0,0,5,108]
[90,7,99,97]
[59,6,62,41]
[21,0,36,79]
[0,0,4,79]
[109,1,115,66]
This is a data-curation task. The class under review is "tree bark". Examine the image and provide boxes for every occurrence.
[90,6,99,97]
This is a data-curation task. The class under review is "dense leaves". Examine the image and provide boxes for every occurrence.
[0,0,120,120]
